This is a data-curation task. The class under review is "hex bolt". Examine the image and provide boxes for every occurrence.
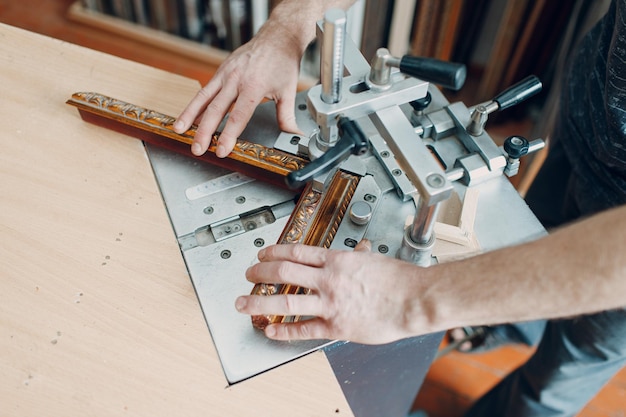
[220,250,231,259]
[378,245,389,254]
[254,238,265,247]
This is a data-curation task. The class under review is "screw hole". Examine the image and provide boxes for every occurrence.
[344,238,357,248]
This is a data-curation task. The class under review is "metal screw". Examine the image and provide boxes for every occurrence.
[254,238,265,247]
[220,250,231,259]
[378,245,389,254]
[344,238,357,248]
[380,151,390,158]
[203,206,214,215]
[392,169,402,177]
[426,173,445,188]
[245,222,256,230]
[290,136,300,145]
[235,196,246,204]
[364,194,377,203]
[298,104,307,111]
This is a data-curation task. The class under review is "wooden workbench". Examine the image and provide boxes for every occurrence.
[0,23,352,417]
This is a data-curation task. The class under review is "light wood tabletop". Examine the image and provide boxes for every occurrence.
[0,23,352,417]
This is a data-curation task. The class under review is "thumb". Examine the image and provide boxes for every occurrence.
[276,96,302,135]
[354,238,372,252]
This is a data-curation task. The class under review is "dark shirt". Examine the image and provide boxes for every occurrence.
[559,0,626,216]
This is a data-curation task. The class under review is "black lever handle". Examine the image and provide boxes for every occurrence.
[493,75,542,111]
[286,117,369,189]
[399,56,467,91]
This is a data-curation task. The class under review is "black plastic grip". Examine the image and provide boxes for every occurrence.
[493,75,542,111]
[285,118,369,189]
[399,56,467,91]
[503,136,530,159]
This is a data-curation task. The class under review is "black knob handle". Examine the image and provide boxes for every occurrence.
[493,75,542,111]
[399,56,467,91]
[409,92,432,112]
[504,136,530,159]
[285,117,369,189]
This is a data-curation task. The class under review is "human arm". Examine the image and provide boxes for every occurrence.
[235,204,626,344]
[173,0,355,158]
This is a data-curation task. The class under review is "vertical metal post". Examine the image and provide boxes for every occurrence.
[409,198,440,245]
[320,8,347,105]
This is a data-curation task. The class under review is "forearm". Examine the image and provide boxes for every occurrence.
[263,0,356,54]
[417,204,626,334]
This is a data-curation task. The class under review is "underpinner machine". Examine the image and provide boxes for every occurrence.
[68,8,547,417]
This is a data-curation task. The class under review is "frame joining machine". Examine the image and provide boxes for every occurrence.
[67,9,546,417]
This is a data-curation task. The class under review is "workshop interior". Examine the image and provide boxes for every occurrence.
[2,1,624,416]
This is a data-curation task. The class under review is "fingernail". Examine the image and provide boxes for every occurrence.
[257,248,266,260]
[265,325,276,338]
[173,120,184,132]
[191,142,203,156]
[216,144,227,158]
[235,297,246,311]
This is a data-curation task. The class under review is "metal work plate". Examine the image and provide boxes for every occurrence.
[143,97,343,384]
[143,89,546,391]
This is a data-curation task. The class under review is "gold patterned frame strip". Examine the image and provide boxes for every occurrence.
[67,92,362,330]
[66,92,309,189]
[251,170,360,329]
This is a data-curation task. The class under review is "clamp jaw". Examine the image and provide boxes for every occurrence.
[280,9,544,266]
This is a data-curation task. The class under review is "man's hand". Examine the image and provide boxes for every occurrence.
[173,21,303,158]
[235,241,432,344]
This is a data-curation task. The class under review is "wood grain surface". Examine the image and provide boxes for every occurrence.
[0,23,351,417]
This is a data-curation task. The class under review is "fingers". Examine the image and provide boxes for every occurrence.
[174,82,221,140]
[264,319,330,341]
[245,257,322,290]
[174,81,232,157]
[354,238,372,252]
[235,292,325,318]
[217,91,263,157]
[275,94,301,135]
[257,243,328,266]
[192,81,240,156]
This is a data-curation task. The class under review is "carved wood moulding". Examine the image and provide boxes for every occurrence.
[66,92,308,189]
[67,92,363,332]
[251,170,360,329]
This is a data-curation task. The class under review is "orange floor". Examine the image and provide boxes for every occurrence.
[2,1,625,416]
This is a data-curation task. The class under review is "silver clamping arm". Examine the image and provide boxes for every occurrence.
[467,75,543,136]
[368,48,467,92]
